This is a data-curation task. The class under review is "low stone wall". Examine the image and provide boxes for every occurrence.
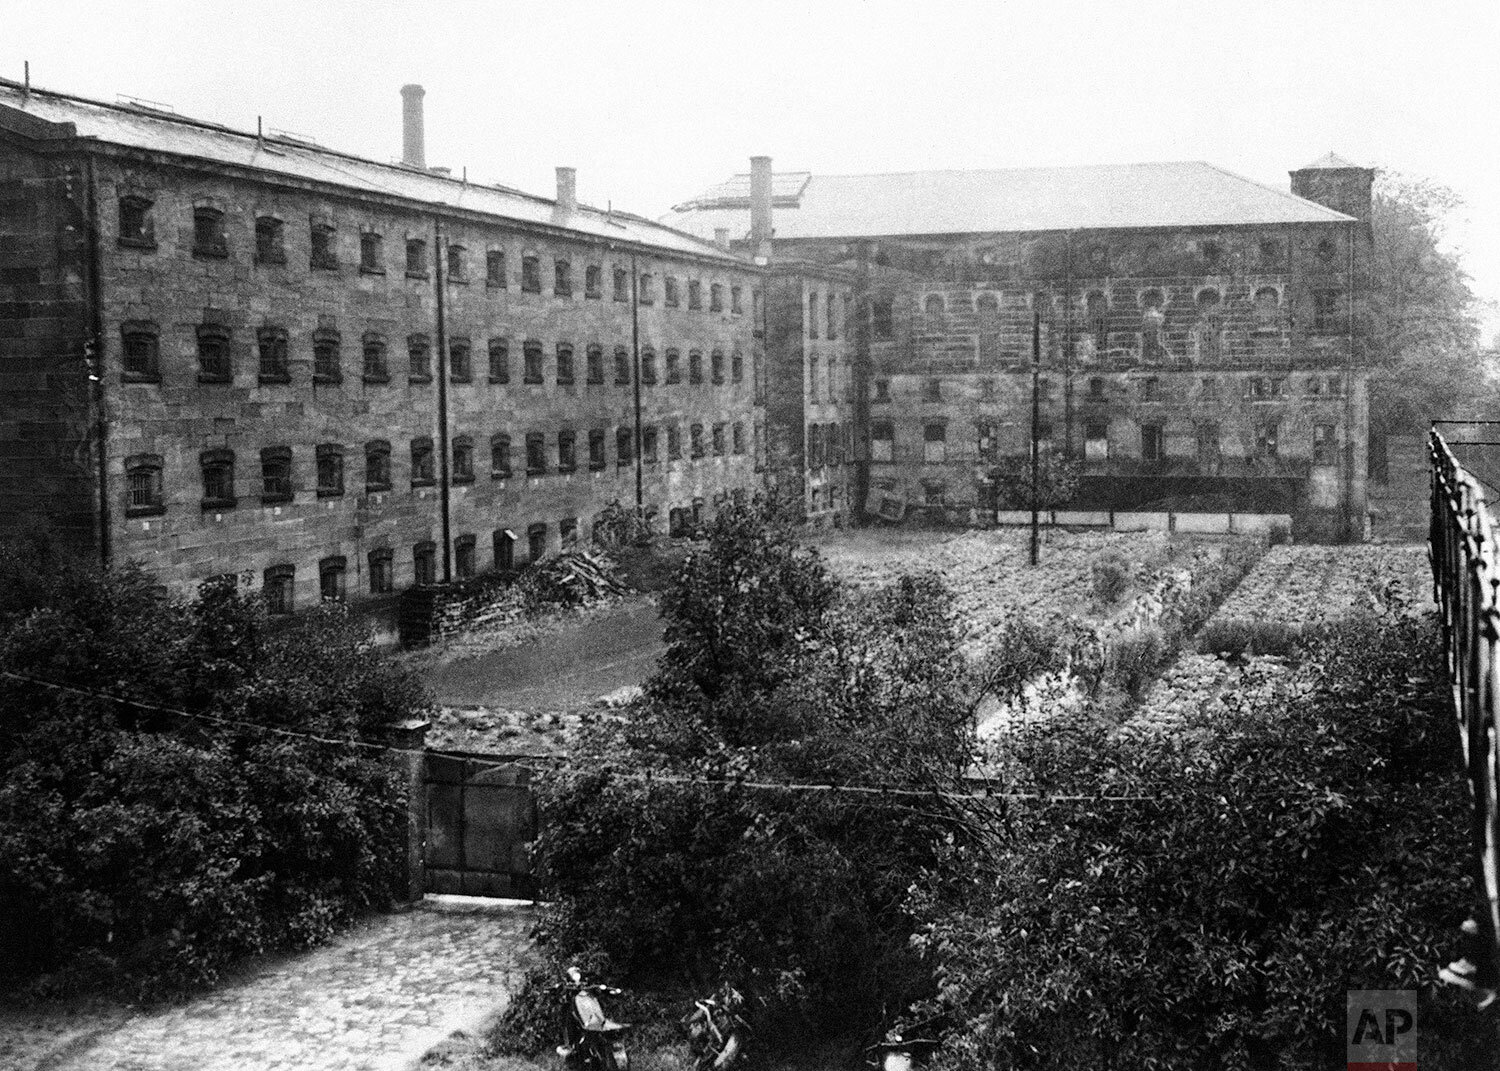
[993,509,1291,536]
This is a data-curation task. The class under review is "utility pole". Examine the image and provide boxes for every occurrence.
[1031,305,1041,566]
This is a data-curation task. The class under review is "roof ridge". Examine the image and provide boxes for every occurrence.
[1195,159,1357,222]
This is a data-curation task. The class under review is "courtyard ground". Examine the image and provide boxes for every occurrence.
[0,898,535,1071]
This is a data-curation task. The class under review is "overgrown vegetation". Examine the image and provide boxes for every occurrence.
[0,533,428,999]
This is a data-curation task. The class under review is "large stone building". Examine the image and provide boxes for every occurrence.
[668,154,1373,539]
[0,78,772,621]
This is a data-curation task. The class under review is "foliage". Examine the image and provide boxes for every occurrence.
[1090,551,1131,606]
[1365,173,1497,434]
[501,495,984,1048]
[1197,618,1304,658]
[592,500,658,549]
[989,447,1080,512]
[909,613,1490,1069]
[0,539,426,998]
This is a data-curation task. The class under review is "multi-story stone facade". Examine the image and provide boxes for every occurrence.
[0,78,764,618]
[669,156,1372,539]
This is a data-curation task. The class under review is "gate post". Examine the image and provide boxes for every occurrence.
[385,717,430,905]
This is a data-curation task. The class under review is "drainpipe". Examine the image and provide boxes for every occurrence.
[630,251,644,516]
[1344,219,1357,541]
[434,219,452,582]
[82,154,110,567]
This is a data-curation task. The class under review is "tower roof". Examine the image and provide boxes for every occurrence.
[1299,152,1365,170]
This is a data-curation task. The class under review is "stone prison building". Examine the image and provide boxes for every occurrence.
[0,74,1368,628]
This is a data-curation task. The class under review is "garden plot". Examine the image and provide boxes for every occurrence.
[1206,544,1432,632]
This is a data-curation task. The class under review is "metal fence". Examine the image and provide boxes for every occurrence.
[1429,427,1500,966]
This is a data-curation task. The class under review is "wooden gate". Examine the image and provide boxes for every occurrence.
[424,752,539,898]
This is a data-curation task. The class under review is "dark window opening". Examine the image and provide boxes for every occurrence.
[260,447,292,504]
[522,254,542,293]
[711,284,724,313]
[731,285,743,314]
[368,548,394,594]
[1313,289,1343,333]
[523,341,544,384]
[712,423,726,456]
[585,264,601,298]
[264,565,295,614]
[449,338,472,383]
[690,423,705,459]
[556,343,575,385]
[363,333,388,383]
[665,349,681,385]
[613,267,629,301]
[410,437,435,486]
[493,530,515,571]
[316,444,344,497]
[447,243,467,282]
[554,259,572,297]
[665,277,680,308]
[643,426,659,464]
[638,273,655,305]
[668,425,682,460]
[491,433,512,479]
[451,435,474,483]
[732,422,745,455]
[640,349,657,385]
[121,321,160,381]
[365,440,391,491]
[1313,423,1338,465]
[525,432,546,475]
[313,330,342,384]
[413,542,436,587]
[688,280,702,310]
[406,238,428,277]
[486,248,506,287]
[731,350,744,383]
[617,427,632,467]
[689,350,703,384]
[1141,423,1164,463]
[119,196,155,248]
[197,324,232,383]
[711,350,725,384]
[586,344,605,385]
[310,221,338,270]
[872,298,894,339]
[488,338,510,383]
[614,347,631,385]
[527,524,547,564]
[589,429,606,471]
[360,231,384,273]
[454,536,476,580]
[192,206,227,258]
[320,556,347,602]
[557,430,577,473]
[124,454,164,517]
[408,335,432,382]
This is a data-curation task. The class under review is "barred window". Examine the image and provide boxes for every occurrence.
[365,440,391,491]
[488,338,510,383]
[614,346,631,385]
[362,333,388,383]
[197,324,232,383]
[264,564,295,614]
[449,337,472,383]
[119,195,156,249]
[124,454,164,516]
[316,444,344,497]
[255,216,285,264]
[260,446,292,504]
[556,343,575,385]
[524,340,544,384]
[486,248,506,287]
[368,548,394,594]
[586,344,605,385]
[319,556,347,602]
[121,321,160,381]
[192,206,227,258]
[313,329,341,384]
[491,433,512,479]
[310,220,338,270]
[452,434,474,483]
[360,230,384,273]
[408,334,432,382]
[410,437,435,486]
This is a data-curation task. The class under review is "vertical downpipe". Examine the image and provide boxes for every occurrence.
[82,155,110,567]
[434,219,452,582]
[1344,220,1357,541]
[630,252,644,516]
[1030,307,1041,565]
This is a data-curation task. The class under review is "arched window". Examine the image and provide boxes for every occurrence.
[120,319,158,381]
[362,332,388,383]
[1195,289,1224,362]
[1253,286,1281,327]
[258,447,293,504]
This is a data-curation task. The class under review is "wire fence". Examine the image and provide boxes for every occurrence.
[1429,426,1500,968]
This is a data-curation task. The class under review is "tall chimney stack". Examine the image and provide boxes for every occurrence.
[400,84,426,169]
[750,155,773,262]
[555,167,577,215]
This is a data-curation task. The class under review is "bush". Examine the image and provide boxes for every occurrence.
[0,541,428,998]
[1197,618,1304,657]
[1090,552,1131,606]
[909,613,1490,1069]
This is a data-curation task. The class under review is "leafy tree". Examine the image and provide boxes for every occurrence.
[1365,173,1496,434]
[989,446,1080,512]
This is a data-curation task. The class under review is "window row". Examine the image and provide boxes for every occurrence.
[805,290,852,341]
[867,372,1346,405]
[117,195,752,311]
[118,322,750,389]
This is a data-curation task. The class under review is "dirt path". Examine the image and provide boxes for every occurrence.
[423,599,666,710]
[2,899,534,1071]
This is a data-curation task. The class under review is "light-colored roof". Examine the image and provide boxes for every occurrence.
[1299,151,1365,170]
[0,79,742,264]
[664,161,1356,241]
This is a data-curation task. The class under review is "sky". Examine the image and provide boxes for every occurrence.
[6,0,1499,340]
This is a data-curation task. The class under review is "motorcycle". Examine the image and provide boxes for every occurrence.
[682,984,749,1070]
[555,965,632,1071]
[866,1029,939,1071]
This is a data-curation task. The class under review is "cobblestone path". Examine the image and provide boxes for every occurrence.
[11,899,534,1071]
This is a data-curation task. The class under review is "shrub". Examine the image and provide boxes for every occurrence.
[1197,618,1304,657]
[0,540,426,998]
[1090,551,1131,606]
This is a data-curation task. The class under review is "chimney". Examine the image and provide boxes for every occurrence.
[555,167,577,215]
[750,155,773,262]
[400,84,426,169]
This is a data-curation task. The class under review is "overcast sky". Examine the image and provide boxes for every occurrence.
[7,0,1498,340]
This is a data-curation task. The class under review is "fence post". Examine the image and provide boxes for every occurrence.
[385,717,430,906]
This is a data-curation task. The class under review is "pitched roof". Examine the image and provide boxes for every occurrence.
[664,161,1355,241]
[0,79,742,264]
[1298,151,1365,170]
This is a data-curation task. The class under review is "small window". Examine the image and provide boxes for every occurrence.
[924,483,947,508]
[1196,422,1221,465]
[613,266,629,302]
[492,337,516,384]
[872,298,894,339]
[711,350,725,385]
[522,254,542,293]
[690,423,705,458]
[1200,239,1223,267]
[1200,377,1220,400]
[362,333,388,383]
[924,378,942,403]
[731,349,744,383]
[689,350,703,385]
[808,424,825,469]
[586,344,605,385]
[638,272,655,304]
[365,440,392,490]
[614,346,631,385]
[360,231,384,273]
[523,340,544,384]
[1313,290,1343,333]
[556,343,575,385]
[1313,423,1338,465]
[319,556,347,602]
[413,541,437,587]
[667,425,682,460]
[260,446,292,504]
[197,324,232,383]
[589,428,606,471]
[408,334,432,382]
[1088,376,1105,400]
[526,432,546,475]
[410,437,435,486]
[491,432,512,479]
[1259,238,1282,266]
[731,285,743,314]
[368,548,394,594]
[688,280,702,310]
[255,215,284,262]
[486,248,506,287]
[1085,421,1110,462]
[119,195,156,249]
[665,276,681,308]
[640,348,657,385]
[447,243,467,282]
[124,454,164,517]
[808,291,820,336]
[406,238,428,277]
[825,293,836,338]
[665,349,682,385]
[310,220,338,270]
[585,264,602,298]
[264,564,295,614]
[643,425,659,464]
[493,530,516,571]
[558,429,577,472]
[201,447,235,504]
[452,435,474,483]
[711,284,724,313]
[923,293,945,329]
[192,206,227,258]
[873,378,890,403]
[1141,423,1163,463]
[454,535,476,580]
[616,426,633,467]
[313,329,342,384]
[872,422,896,462]
[316,443,344,497]
[449,337,472,383]
[712,423,726,456]
[732,422,745,455]
[559,517,578,549]
[554,259,572,297]
[121,321,160,382]
[527,524,547,564]
[1142,376,1160,400]
[1256,421,1280,460]
[1254,286,1281,327]
[808,356,820,402]
[923,423,947,463]
[1316,237,1337,264]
